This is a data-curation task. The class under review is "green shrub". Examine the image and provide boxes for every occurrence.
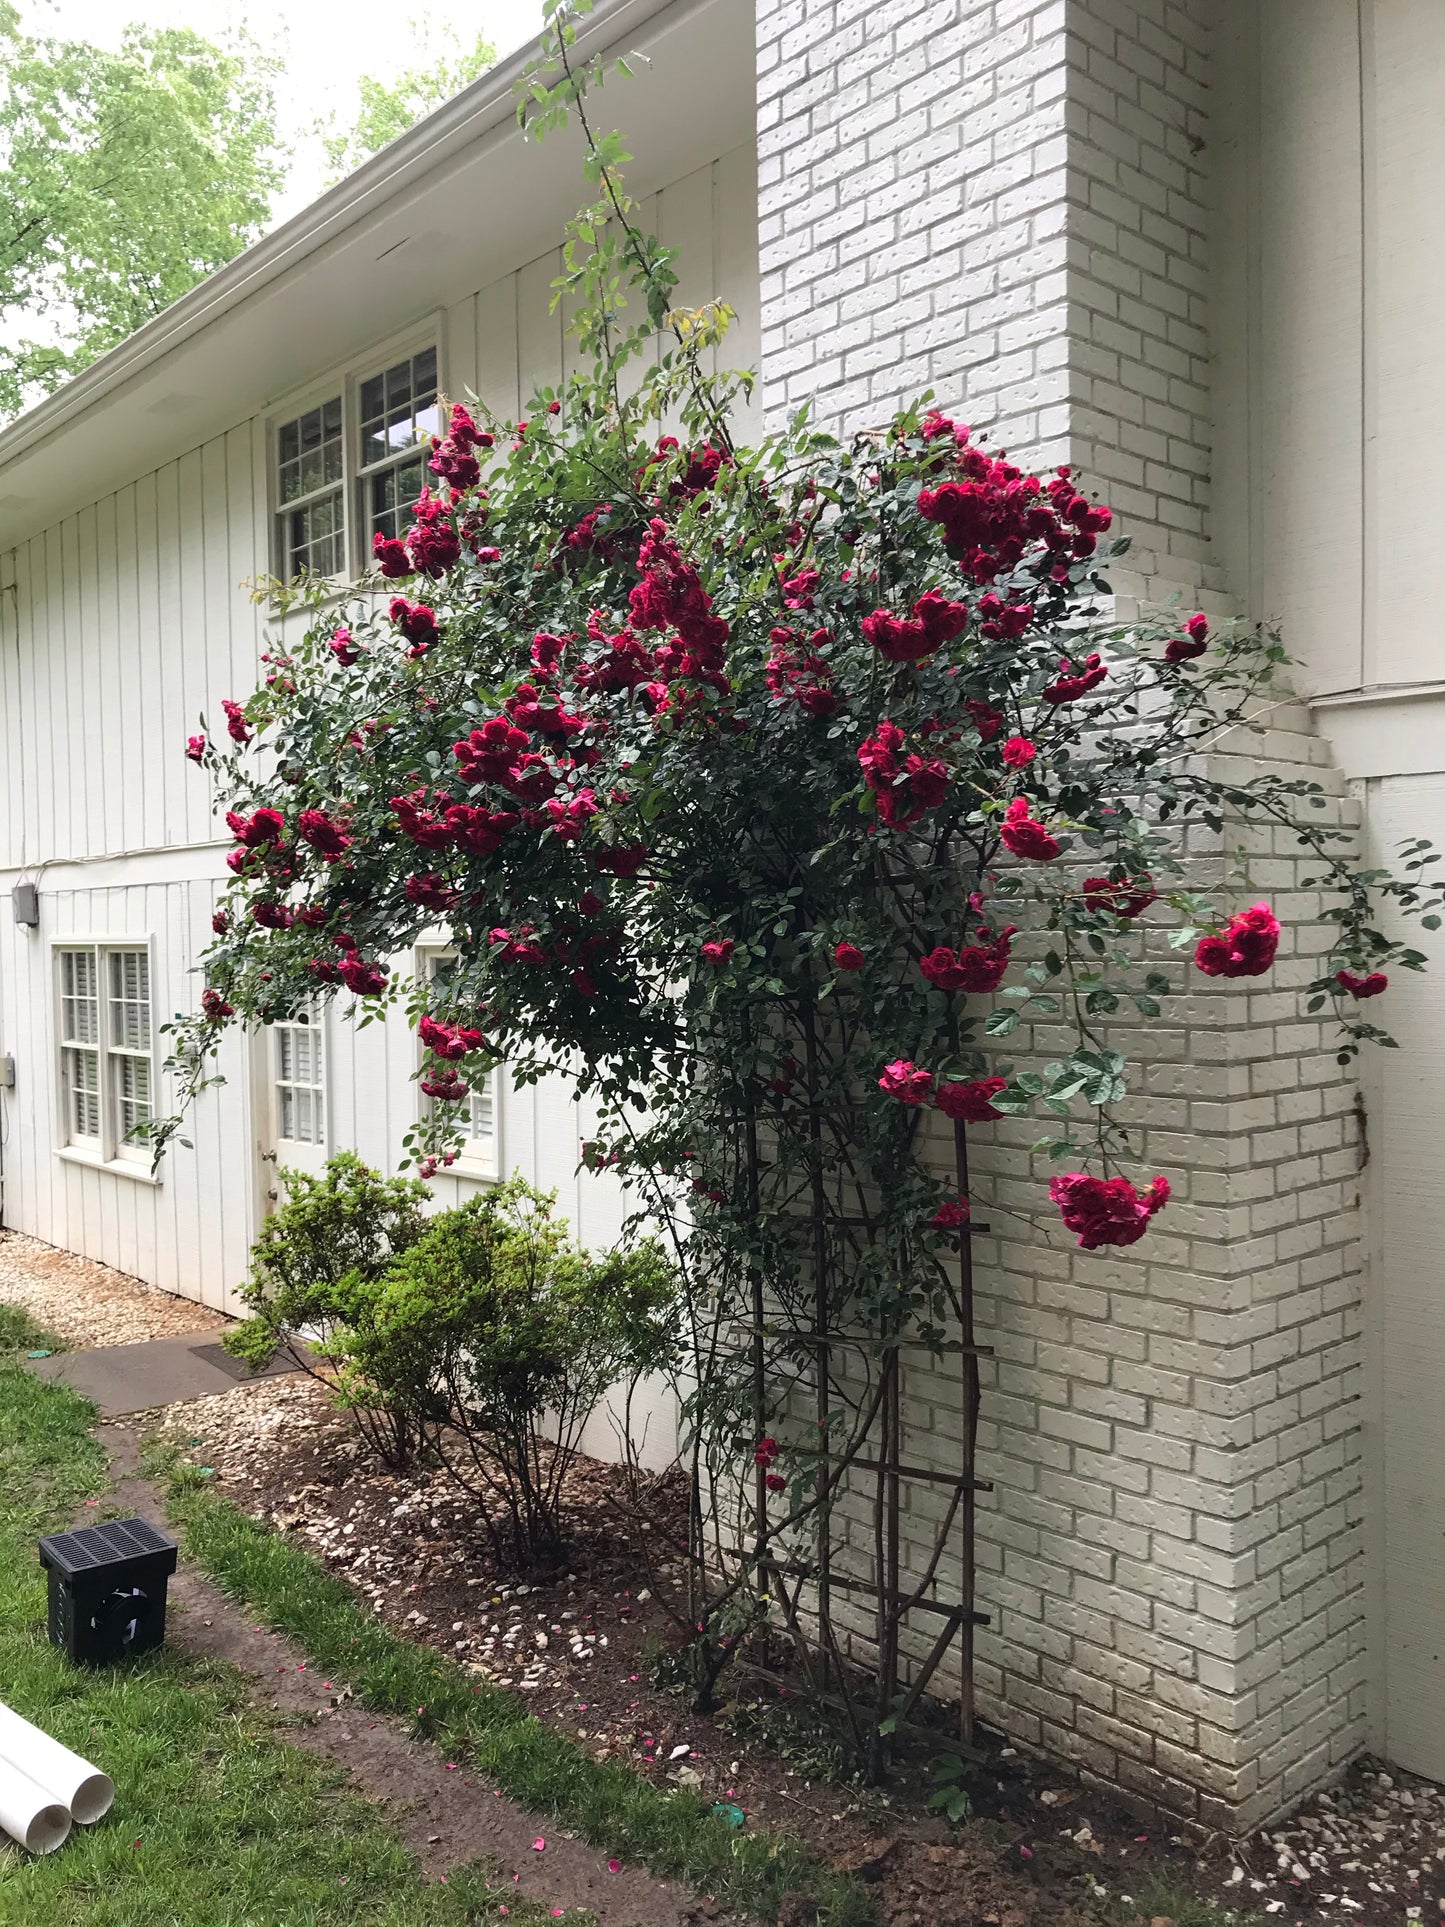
[350,1180,678,1563]
[224,1151,431,1465]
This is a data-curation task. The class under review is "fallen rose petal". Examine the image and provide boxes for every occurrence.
[532,1837,546,1852]
[608,1858,622,1873]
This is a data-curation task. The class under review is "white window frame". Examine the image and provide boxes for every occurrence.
[417,943,501,1181]
[266,316,447,588]
[52,937,161,1183]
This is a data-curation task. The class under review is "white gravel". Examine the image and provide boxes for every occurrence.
[0,1230,229,1349]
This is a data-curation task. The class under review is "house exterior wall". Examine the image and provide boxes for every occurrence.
[1210,0,1445,1786]
[757,0,1387,1828]
[0,140,758,1412]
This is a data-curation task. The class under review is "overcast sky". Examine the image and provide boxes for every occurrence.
[17,0,547,224]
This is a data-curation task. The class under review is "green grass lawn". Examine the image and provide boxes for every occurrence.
[0,1304,546,1927]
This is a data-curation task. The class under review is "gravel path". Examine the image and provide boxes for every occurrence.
[0,1231,228,1348]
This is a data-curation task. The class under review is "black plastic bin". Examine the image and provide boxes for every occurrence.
[38,1516,179,1665]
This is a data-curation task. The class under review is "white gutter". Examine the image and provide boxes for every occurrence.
[0,0,687,472]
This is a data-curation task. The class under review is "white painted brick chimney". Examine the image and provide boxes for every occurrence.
[755,0,1366,1830]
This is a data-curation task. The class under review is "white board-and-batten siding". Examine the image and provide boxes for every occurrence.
[0,147,759,1355]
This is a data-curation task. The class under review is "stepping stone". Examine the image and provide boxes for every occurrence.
[26,1336,306,1417]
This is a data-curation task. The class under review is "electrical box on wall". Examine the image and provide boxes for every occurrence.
[1,1057,13,1089]
[12,882,38,926]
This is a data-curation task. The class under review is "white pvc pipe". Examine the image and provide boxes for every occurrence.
[0,1755,71,1855]
[0,1702,114,1825]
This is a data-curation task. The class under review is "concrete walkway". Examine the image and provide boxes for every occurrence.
[28,1335,303,1417]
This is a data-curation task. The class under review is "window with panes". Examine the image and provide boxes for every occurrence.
[422,951,497,1172]
[357,346,440,547]
[57,945,153,1160]
[275,396,345,578]
[274,1008,326,1147]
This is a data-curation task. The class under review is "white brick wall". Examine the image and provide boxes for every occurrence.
[755,0,1366,1832]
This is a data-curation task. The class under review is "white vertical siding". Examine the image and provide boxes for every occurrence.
[0,138,757,1399]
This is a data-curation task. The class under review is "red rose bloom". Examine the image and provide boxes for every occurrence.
[1193,902,1280,978]
[1001,736,1035,769]
[1082,875,1157,918]
[226,807,285,848]
[590,845,649,879]
[298,808,352,861]
[1049,1171,1170,1249]
[764,1472,787,1494]
[1042,653,1107,703]
[200,987,234,1023]
[372,532,413,578]
[222,699,251,744]
[934,1076,1006,1122]
[329,627,361,666]
[878,1059,935,1105]
[701,938,736,965]
[388,596,440,653]
[834,941,865,971]
[1166,611,1210,663]
[405,872,460,911]
[419,1012,487,1060]
[186,734,206,764]
[338,956,388,995]
[966,699,1004,743]
[930,1198,971,1229]
[420,1067,469,1102]
[999,796,1060,861]
[862,589,969,664]
[1335,969,1388,998]
[918,925,1015,994]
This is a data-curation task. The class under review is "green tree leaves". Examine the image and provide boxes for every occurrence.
[320,28,497,183]
[0,18,284,420]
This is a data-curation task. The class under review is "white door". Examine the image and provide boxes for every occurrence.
[267,1006,330,1182]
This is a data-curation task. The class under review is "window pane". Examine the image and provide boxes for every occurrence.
[60,948,99,1045]
[276,397,343,506]
[64,1047,101,1140]
[108,949,150,1051]
[276,1012,325,1145]
[283,490,345,577]
[367,456,427,544]
[469,1074,494,1145]
[116,1055,151,1142]
[358,349,438,471]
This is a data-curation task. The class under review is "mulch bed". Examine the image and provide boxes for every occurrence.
[158,1372,1445,1927]
[4,1215,1432,1927]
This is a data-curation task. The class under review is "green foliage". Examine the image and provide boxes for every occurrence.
[0,16,283,419]
[226,1150,431,1464]
[165,1470,875,1927]
[321,27,497,182]
[350,1181,678,1561]
[925,1750,973,1824]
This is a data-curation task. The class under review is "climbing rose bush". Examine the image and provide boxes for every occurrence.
[148,7,1441,1731]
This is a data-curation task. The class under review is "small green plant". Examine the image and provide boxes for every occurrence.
[224,1150,431,1464]
[926,1750,973,1825]
[355,1180,677,1563]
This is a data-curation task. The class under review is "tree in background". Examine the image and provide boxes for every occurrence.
[0,6,283,420]
[320,25,497,183]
